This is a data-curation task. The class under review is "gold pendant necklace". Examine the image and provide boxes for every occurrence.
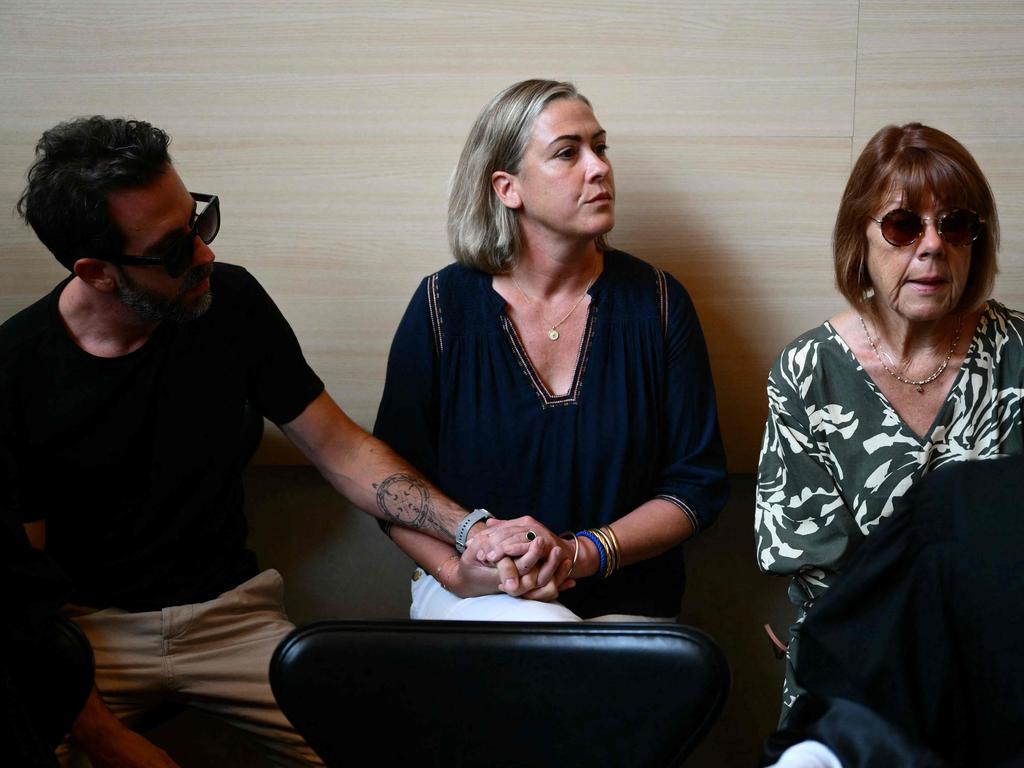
[511,264,598,342]
[859,315,962,394]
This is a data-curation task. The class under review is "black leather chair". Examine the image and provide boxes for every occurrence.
[2,616,94,764]
[270,620,730,767]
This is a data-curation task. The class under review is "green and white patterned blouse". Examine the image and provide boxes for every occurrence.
[757,300,1024,615]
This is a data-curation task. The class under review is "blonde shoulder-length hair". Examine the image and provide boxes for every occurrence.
[447,79,610,274]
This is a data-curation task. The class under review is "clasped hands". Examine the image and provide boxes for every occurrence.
[456,517,576,601]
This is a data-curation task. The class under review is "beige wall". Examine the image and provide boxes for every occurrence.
[2,1,1022,472]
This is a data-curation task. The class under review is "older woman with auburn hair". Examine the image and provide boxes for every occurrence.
[756,122,1024,721]
[373,79,728,621]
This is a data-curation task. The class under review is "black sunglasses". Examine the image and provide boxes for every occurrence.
[870,207,984,248]
[108,192,219,277]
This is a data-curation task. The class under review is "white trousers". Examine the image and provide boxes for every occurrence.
[409,569,671,623]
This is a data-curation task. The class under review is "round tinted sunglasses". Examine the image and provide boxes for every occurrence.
[108,192,219,277]
[870,207,984,248]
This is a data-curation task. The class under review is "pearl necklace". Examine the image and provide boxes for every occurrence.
[859,314,962,394]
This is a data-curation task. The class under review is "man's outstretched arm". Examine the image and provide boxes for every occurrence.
[281,390,478,545]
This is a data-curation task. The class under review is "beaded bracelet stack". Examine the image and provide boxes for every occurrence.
[577,526,621,579]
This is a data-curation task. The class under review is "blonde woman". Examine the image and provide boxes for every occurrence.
[374,79,728,621]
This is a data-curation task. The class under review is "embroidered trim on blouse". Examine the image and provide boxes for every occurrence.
[427,273,443,357]
[501,306,598,408]
[655,494,701,534]
[654,267,668,336]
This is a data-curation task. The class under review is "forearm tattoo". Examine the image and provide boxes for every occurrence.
[373,473,449,537]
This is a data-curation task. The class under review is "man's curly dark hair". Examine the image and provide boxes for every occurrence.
[16,116,172,271]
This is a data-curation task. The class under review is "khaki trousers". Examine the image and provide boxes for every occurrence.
[63,569,322,767]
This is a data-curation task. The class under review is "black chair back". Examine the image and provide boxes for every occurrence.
[2,616,94,758]
[270,620,730,767]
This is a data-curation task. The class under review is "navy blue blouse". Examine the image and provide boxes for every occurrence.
[373,250,728,617]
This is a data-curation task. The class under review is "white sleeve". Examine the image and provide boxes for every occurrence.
[766,740,844,768]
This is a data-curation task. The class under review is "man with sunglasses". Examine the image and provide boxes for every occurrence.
[1,116,547,766]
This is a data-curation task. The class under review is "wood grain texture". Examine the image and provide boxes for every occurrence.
[856,0,1024,138]
[1,1,1021,475]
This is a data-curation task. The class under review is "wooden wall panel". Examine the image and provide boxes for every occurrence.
[855,1,1024,316]
[856,1,1024,139]
[2,1,1021,473]
[614,137,851,469]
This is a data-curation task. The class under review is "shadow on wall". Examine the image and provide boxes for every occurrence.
[678,474,793,767]
[614,169,772,473]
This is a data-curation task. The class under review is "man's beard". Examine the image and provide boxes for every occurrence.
[116,264,214,323]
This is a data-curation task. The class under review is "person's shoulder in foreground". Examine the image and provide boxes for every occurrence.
[764,455,1024,768]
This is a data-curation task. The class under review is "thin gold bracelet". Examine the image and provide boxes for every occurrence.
[433,554,460,591]
[561,532,581,577]
[601,525,621,576]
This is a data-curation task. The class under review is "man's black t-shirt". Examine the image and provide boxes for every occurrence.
[0,263,324,611]
[1,508,69,623]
